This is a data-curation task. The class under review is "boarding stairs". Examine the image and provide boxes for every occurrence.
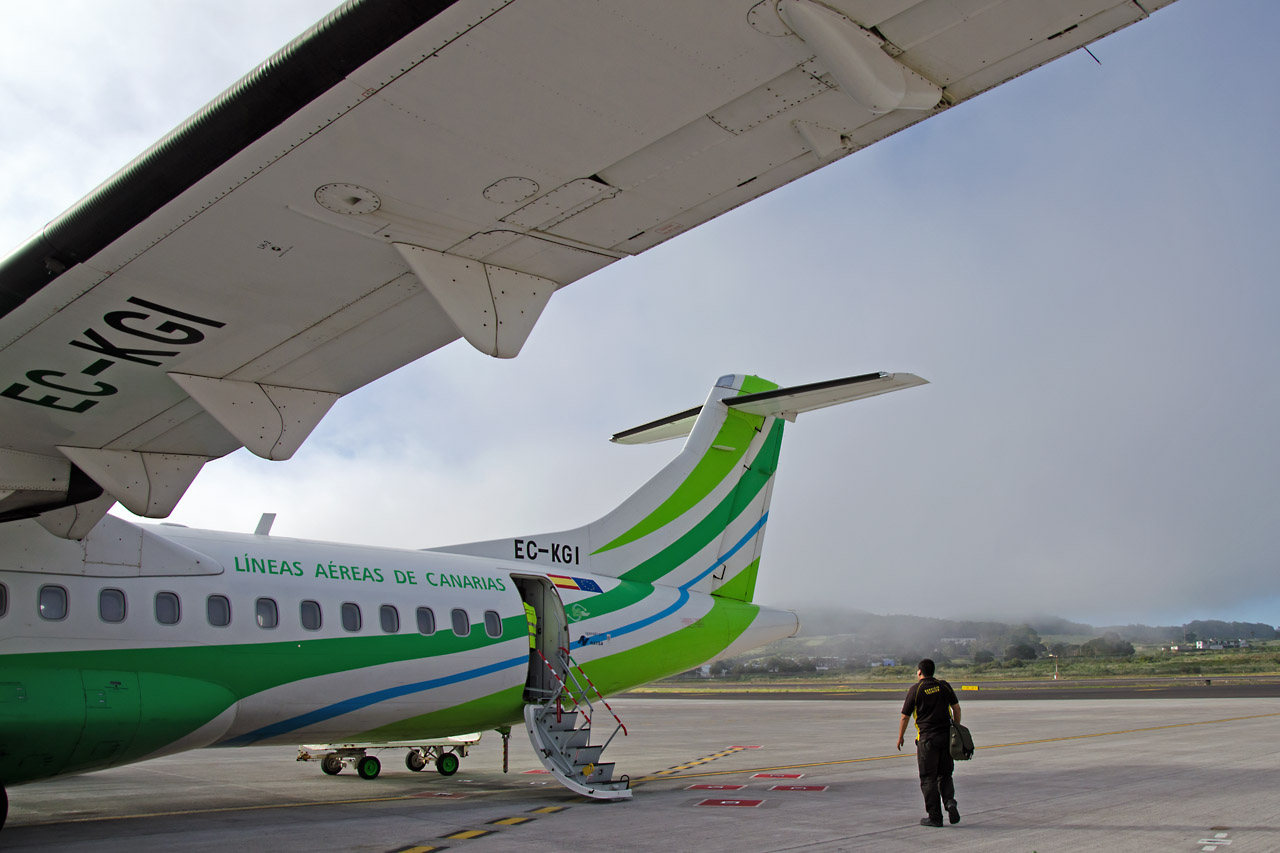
[524,648,631,800]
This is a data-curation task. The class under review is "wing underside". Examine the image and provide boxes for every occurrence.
[0,0,1176,534]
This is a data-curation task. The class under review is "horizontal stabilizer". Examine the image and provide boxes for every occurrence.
[727,372,927,420]
[612,372,926,445]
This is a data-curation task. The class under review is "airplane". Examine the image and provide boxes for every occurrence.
[0,369,925,816]
[0,0,1179,828]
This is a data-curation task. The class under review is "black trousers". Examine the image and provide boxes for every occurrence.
[916,735,955,820]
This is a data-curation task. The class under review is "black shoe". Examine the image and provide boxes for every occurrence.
[920,817,943,827]
[945,800,960,824]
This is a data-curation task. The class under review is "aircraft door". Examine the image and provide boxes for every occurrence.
[511,576,568,703]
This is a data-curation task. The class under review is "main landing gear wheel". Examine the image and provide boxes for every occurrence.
[405,750,427,772]
[436,753,460,776]
[356,755,381,780]
[321,754,343,776]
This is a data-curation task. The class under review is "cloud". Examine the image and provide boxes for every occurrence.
[5,0,1279,628]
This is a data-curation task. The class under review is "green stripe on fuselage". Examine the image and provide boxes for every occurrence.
[354,684,526,742]
[577,595,760,696]
[711,556,760,603]
[362,597,761,739]
[563,421,783,623]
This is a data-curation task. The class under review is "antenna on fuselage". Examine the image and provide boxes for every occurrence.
[254,513,277,536]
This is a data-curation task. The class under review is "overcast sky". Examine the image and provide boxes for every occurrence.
[2,1,1276,629]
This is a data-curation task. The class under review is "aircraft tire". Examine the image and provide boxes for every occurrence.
[321,755,343,776]
[405,751,427,772]
[436,753,460,776]
[356,755,381,780]
[1,785,7,831]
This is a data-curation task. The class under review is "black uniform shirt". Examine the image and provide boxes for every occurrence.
[901,677,959,740]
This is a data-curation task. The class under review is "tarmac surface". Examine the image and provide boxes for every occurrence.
[5,690,1280,852]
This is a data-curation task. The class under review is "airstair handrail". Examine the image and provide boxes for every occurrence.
[564,651,627,738]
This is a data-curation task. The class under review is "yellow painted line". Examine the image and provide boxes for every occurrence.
[488,816,533,826]
[442,829,493,840]
[632,711,1280,783]
[653,746,747,776]
[527,805,567,814]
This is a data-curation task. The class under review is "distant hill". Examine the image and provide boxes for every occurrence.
[791,609,1277,657]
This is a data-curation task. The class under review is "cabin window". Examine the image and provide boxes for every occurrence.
[484,610,503,638]
[207,595,231,627]
[341,602,362,632]
[155,591,181,625]
[300,600,322,631]
[99,588,126,623]
[380,604,399,633]
[450,608,470,637]
[256,597,279,629]
[39,585,68,621]
[0,583,8,618]
[416,606,436,635]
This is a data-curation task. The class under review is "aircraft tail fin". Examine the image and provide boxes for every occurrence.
[430,372,926,602]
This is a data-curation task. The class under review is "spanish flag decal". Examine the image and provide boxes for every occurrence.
[549,575,603,593]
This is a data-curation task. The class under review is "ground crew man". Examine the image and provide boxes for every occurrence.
[896,658,961,827]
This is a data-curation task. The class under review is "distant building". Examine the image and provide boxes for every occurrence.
[940,638,976,646]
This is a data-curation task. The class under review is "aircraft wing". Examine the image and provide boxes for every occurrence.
[0,0,1177,536]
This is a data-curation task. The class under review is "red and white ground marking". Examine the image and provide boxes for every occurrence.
[729,745,763,749]
[412,791,468,799]
[686,784,746,791]
[697,799,764,807]
[751,772,803,779]
[520,768,551,774]
[768,785,828,792]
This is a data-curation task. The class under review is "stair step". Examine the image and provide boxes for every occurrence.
[538,711,580,732]
[524,700,631,801]
[573,761,615,784]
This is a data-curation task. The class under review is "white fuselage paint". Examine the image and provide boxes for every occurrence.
[0,519,734,747]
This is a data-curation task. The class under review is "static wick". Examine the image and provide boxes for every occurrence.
[1084,45,1101,65]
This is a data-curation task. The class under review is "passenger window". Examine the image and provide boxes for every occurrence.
[99,588,126,623]
[207,595,231,627]
[341,602,362,632]
[39,585,68,621]
[380,604,399,633]
[416,606,436,635]
[451,608,470,637]
[484,610,502,638]
[256,597,279,629]
[155,591,181,625]
[300,600,322,631]
[0,582,8,618]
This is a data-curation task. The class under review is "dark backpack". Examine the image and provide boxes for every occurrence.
[949,718,975,760]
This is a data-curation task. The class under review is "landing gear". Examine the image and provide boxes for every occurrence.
[297,734,480,780]
[435,752,460,776]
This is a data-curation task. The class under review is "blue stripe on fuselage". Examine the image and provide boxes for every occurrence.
[225,514,767,744]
